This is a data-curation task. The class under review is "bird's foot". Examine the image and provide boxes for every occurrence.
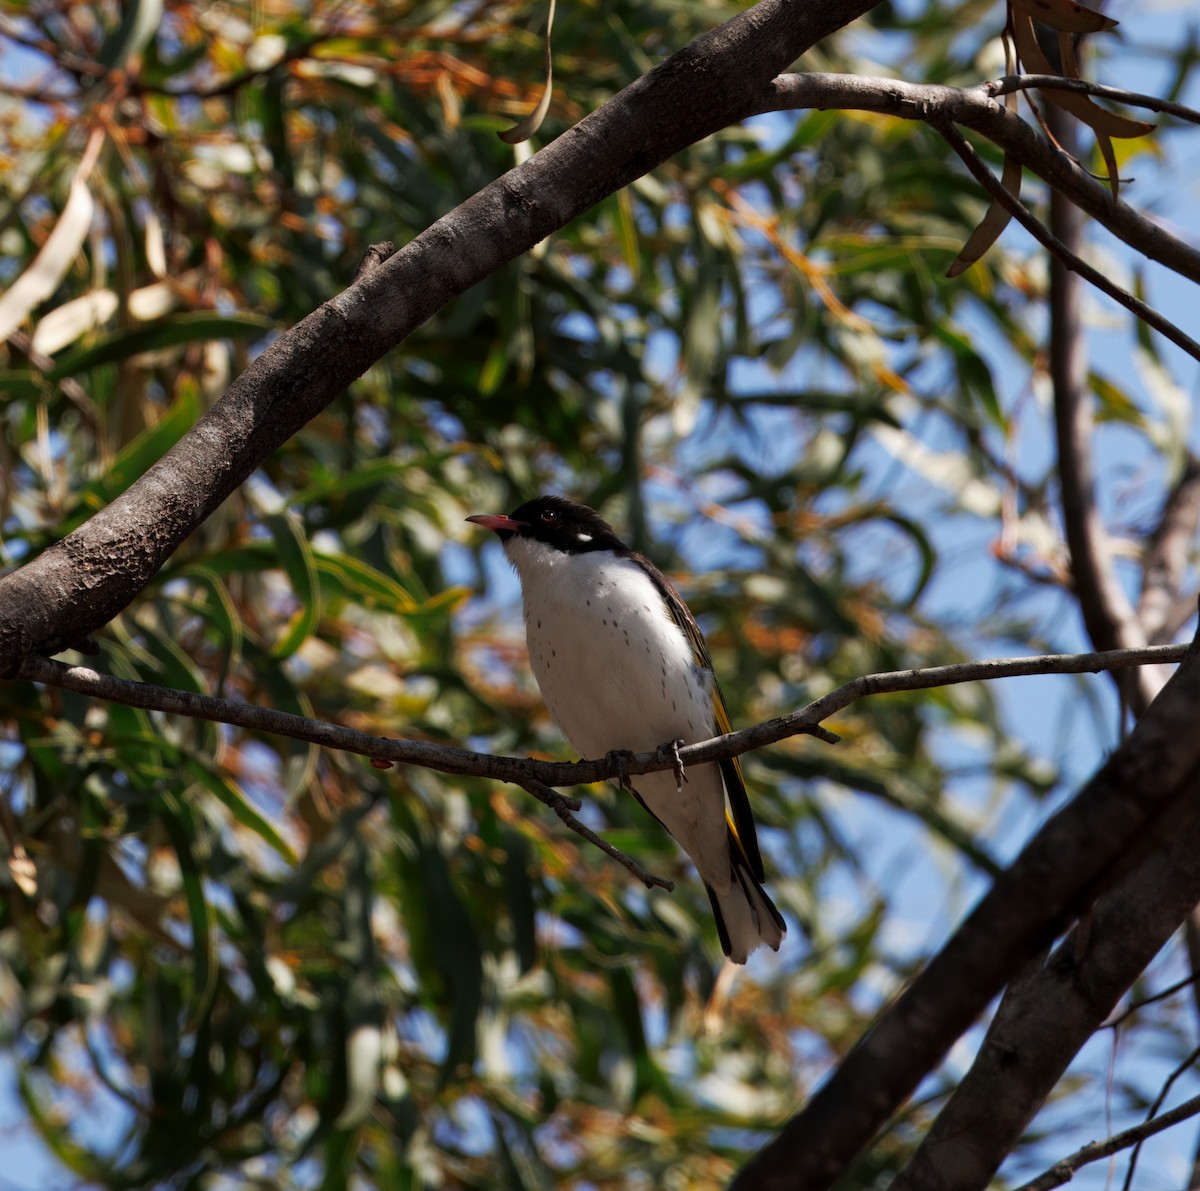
[604,748,637,790]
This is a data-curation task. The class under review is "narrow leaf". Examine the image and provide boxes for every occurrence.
[49,312,272,379]
[0,172,96,342]
[498,0,557,144]
[1010,0,1116,34]
[947,151,1022,277]
[265,513,322,659]
[186,757,298,864]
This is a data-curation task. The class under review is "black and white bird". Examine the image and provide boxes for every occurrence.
[467,495,786,963]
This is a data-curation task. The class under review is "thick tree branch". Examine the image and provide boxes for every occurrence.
[730,637,1200,1191]
[891,799,1200,1191]
[0,0,884,675]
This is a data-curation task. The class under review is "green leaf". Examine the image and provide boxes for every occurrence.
[48,312,273,379]
[185,756,298,865]
[159,791,219,1031]
[313,551,419,613]
[930,323,1004,427]
[265,512,322,658]
[87,387,201,500]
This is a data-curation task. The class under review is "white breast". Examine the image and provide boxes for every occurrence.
[504,537,732,889]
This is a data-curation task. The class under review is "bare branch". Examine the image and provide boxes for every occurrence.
[523,777,676,891]
[15,643,1189,906]
[16,644,1189,786]
[1015,1092,1200,1191]
[1041,94,1157,717]
[752,74,1200,287]
[1103,970,1200,1030]
[991,74,1200,126]
[937,122,1200,369]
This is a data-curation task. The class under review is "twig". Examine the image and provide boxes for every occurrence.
[936,122,1200,366]
[1121,1043,1200,1191]
[1103,970,1200,1030]
[989,75,1200,126]
[523,778,675,891]
[1014,1092,1200,1191]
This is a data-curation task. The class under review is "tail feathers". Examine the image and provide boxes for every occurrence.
[705,856,786,965]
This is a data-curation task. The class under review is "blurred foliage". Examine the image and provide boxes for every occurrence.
[0,0,1197,1187]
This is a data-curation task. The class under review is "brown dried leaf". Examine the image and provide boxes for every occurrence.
[947,151,1022,277]
[1010,0,1117,34]
[7,849,36,897]
[1011,10,1155,140]
[498,0,557,144]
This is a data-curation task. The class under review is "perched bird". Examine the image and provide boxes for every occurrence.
[467,495,786,963]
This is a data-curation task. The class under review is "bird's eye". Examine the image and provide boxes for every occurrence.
[540,510,557,524]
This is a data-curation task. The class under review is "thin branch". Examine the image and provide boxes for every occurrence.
[1122,1044,1200,1191]
[9,642,1191,937]
[523,778,675,891]
[16,644,1190,787]
[990,75,1200,125]
[936,121,1200,367]
[1015,1092,1200,1191]
[1103,970,1200,1030]
[1042,91,1157,718]
[751,73,1200,287]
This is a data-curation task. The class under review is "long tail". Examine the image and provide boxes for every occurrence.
[705,849,786,964]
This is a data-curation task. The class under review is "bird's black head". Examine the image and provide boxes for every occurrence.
[466,495,625,554]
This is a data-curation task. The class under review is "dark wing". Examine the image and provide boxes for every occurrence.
[629,551,766,882]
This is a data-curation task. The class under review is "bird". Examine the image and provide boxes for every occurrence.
[467,495,786,963]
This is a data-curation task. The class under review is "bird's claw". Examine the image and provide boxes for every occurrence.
[604,748,637,790]
[670,739,687,795]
